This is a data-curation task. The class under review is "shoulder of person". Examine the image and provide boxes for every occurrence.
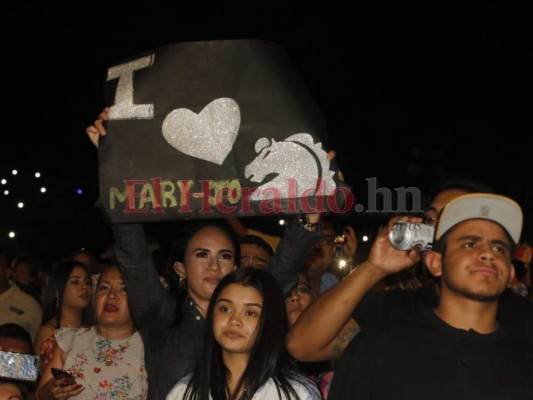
[257,375,321,400]
[165,374,191,400]
[282,375,321,400]
[37,322,56,338]
[10,282,41,307]
[55,326,92,352]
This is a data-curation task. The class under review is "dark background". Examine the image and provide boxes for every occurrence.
[2,2,532,266]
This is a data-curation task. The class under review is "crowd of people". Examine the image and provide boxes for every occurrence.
[1,113,532,400]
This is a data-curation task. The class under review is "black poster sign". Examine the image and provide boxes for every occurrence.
[99,39,352,223]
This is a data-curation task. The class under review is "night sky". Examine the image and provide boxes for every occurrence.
[2,2,533,264]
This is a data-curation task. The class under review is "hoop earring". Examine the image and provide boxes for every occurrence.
[179,277,188,290]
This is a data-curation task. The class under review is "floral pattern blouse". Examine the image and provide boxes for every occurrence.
[55,327,147,400]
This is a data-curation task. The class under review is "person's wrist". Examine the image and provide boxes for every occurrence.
[358,259,389,280]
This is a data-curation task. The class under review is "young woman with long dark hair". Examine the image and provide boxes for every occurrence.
[86,109,322,399]
[34,260,94,371]
[166,267,320,400]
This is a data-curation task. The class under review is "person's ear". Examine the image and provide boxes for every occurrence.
[173,262,186,279]
[424,251,443,277]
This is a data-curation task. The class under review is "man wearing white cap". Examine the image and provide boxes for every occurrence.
[328,193,532,399]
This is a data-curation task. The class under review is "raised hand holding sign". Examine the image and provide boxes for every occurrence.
[98,39,352,223]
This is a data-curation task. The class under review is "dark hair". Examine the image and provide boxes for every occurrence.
[239,235,274,257]
[426,176,494,207]
[0,378,32,400]
[41,260,94,327]
[166,220,240,325]
[184,268,307,400]
[512,259,527,281]
[70,248,101,274]
[95,263,126,287]
[0,323,32,349]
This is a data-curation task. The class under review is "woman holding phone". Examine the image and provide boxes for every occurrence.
[36,263,147,400]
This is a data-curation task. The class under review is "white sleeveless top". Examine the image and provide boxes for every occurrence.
[166,375,320,400]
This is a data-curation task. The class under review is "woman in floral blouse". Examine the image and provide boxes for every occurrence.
[36,263,147,400]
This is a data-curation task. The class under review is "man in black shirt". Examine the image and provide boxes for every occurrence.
[286,183,533,363]
[328,193,533,399]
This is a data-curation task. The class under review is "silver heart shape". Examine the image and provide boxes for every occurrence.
[162,98,240,165]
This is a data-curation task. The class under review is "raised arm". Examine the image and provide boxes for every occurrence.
[112,223,178,329]
[268,214,321,295]
[286,216,422,361]
[86,109,178,329]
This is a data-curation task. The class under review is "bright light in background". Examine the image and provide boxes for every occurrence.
[3,190,8,195]
[17,202,24,208]
[278,219,286,226]
[8,232,15,239]
[1,179,6,185]
[40,187,47,193]
[338,259,347,268]
[35,172,41,178]
[76,188,83,196]
[12,170,17,176]
[362,235,369,242]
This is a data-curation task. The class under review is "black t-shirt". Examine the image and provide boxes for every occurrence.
[330,310,533,400]
[353,286,533,345]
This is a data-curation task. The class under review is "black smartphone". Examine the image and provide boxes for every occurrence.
[51,368,77,387]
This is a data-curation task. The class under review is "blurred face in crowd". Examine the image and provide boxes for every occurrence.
[424,189,469,227]
[72,252,91,269]
[304,220,336,275]
[11,262,32,287]
[95,267,133,331]
[240,244,271,269]
[213,283,262,357]
[174,226,237,308]
[63,266,92,311]
[285,283,314,326]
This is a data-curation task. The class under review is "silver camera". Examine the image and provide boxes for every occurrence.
[389,222,434,251]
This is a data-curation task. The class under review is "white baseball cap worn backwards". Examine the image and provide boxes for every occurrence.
[435,193,523,244]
